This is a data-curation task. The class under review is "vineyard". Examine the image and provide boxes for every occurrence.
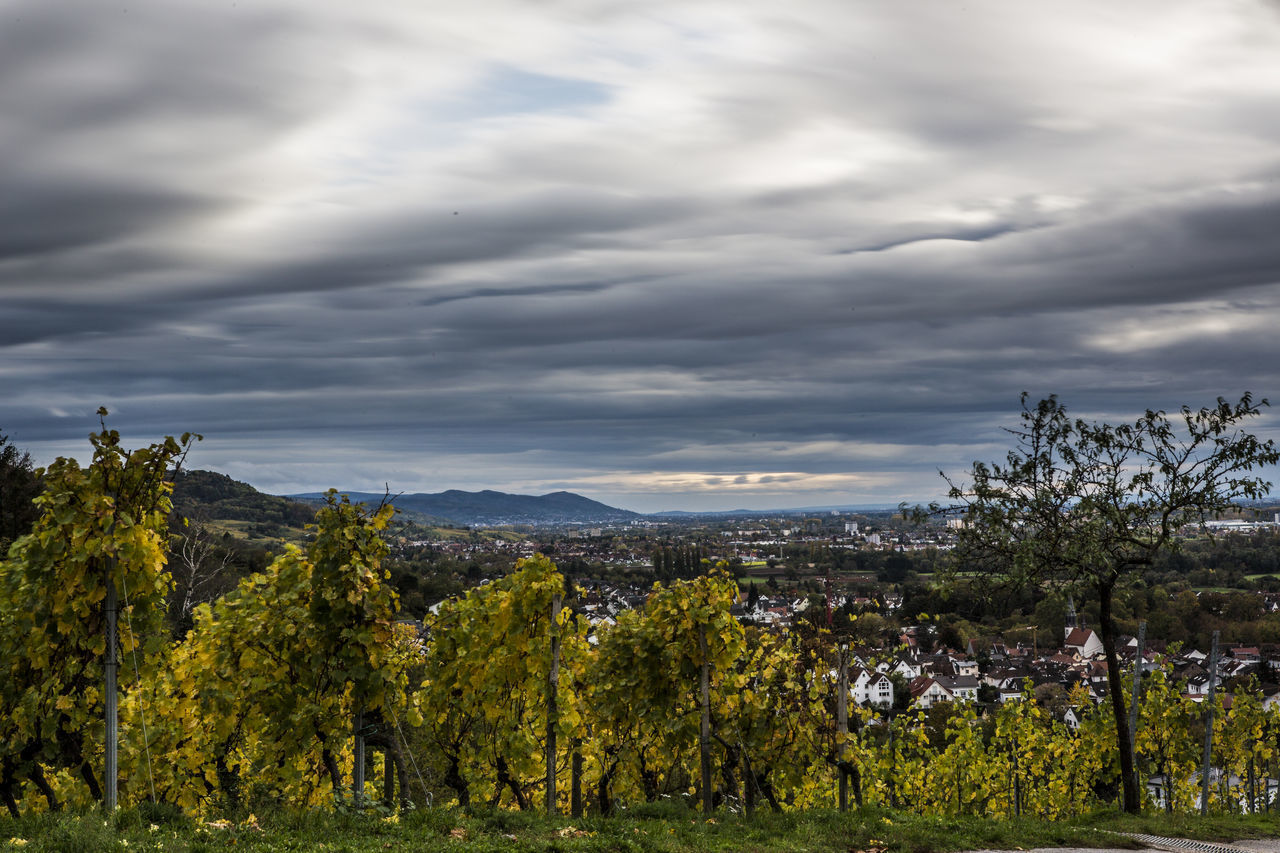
[2,425,1279,822]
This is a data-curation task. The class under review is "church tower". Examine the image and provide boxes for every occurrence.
[1064,595,1077,642]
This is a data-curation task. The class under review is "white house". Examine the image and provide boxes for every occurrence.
[1064,627,1104,659]
[909,675,953,708]
[850,667,895,708]
[886,656,922,680]
[937,674,980,702]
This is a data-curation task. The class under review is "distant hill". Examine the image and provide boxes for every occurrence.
[650,504,901,518]
[289,488,640,526]
[171,469,317,529]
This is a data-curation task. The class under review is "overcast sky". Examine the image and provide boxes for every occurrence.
[4,0,1280,513]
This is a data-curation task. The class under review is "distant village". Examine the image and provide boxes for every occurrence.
[397,508,1280,718]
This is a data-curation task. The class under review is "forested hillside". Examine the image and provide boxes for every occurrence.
[170,469,316,531]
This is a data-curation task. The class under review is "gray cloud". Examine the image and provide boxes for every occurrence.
[3,0,1280,512]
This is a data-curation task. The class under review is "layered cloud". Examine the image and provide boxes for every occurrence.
[3,0,1279,512]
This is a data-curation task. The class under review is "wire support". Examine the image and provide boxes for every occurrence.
[387,699,432,807]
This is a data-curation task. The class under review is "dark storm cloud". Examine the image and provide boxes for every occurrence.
[0,174,219,261]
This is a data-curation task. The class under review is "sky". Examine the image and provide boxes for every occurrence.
[3,0,1280,514]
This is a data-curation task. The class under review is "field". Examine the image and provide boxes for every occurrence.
[3,805,1277,853]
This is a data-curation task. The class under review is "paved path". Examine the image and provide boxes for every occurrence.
[966,835,1280,853]
[1115,834,1279,853]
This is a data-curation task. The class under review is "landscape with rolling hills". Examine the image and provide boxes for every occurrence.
[7,0,1280,849]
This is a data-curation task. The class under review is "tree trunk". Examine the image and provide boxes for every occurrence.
[395,749,411,810]
[30,765,60,812]
[80,762,102,802]
[597,769,612,816]
[639,758,659,802]
[757,773,783,812]
[322,748,344,797]
[495,755,528,811]
[0,785,17,819]
[0,761,19,819]
[714,736,740,808]
[444,755,470,809]
[215,751,241,812]
[1099,580,1141,813]
[570,745,583,818]
[837,646,849,811]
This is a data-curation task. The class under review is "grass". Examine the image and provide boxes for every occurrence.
[2,804,1277,853]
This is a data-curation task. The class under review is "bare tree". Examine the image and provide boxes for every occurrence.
[927,393,1277,814]
[171,513,235,623]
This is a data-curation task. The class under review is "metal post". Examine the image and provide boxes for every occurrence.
[105,573,118,812]
[837,644,849,811]
[353,706,365,808]
[1200,631,1220,815]
[1128,621,1146,799]
[699,624,713,815]
[545,592,561,816]
[1012,735,1021,817]
[887,715,897,809]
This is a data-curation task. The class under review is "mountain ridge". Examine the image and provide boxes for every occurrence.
[287,487,640,526]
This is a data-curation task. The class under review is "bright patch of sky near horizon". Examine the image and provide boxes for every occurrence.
[3,0,1280,512]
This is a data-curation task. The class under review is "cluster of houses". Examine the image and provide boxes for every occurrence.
[421,569,1280,721]
[401,535,656,568]
[850,606,1280,714]
[565,584,1276,714]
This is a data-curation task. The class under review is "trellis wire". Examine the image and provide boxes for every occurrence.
[387,700,432,806]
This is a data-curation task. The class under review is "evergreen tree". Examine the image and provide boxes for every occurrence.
[0,430,41,552]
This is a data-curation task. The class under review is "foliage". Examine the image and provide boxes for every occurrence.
[0,414,199,815]
[143,491,401,813]
[5,419,1280,825]
[587,569,747,810]
[418,554,583,811]
[930,393,1278,813]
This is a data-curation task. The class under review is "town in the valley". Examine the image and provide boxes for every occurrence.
[380,503,1280,722]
